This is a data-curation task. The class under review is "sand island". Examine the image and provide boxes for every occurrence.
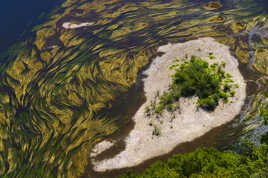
[90,37,247,171]
[62,22,94,29]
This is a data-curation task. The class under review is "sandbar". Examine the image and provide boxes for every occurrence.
[62,22,94,29]
[91,37,247,171]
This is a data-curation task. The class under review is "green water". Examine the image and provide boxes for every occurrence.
[0,0,268,177]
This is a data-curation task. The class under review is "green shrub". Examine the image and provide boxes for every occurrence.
[120,145,268,178]
[209,55,216,59]
[148,56,237,114]
[152,125,161,136]
[260,106,268,125]
[261,132,268,144]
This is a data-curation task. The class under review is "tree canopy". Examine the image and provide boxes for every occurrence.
[121,145,268,178]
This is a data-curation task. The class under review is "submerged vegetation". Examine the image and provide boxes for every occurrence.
[146,56,237,116]
[0,0,268,177]
[121,144,268,178]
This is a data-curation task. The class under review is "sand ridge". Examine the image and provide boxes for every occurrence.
[91,37,247,171]
[62,22,94,29]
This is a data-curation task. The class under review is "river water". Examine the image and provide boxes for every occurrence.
[0,0,268,177]
[0,0,59,52]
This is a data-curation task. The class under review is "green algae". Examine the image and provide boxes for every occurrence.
[0,0,268,177]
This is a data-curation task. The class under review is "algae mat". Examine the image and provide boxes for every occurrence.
[0,0,268,177]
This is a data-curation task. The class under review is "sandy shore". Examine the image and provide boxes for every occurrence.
[90,37,247,171]
[62,22,94,29]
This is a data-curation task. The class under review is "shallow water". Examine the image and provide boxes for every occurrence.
[0,0,268,177]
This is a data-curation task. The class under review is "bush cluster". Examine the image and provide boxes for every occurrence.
[260,106,268,125]
[261,132,268,145]
[121,145,268,178]
[148,56,238,115]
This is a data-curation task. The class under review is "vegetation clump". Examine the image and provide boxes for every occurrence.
[152,125,161,136]
[261,132,268,144]
[121,144,268,178]
[260,106,268,125]
[147,56,237,115]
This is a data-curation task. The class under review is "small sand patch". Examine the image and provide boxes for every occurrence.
[91,37,246,171]
[90,140,115,158]
[62,22,94,29]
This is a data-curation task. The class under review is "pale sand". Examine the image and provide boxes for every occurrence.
[90,140,115,158]
[91,37,247,171]
[62,22,94,29]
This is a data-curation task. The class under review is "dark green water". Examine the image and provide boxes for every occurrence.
[0,0,60,52]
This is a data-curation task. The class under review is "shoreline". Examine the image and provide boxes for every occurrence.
[90,37,247,172]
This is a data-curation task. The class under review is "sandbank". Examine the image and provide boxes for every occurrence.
[62,22,94,29]
[91,37,247,171]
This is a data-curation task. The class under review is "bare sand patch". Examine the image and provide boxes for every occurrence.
[91,37,247,171]
[62,22,94,29]
[90,140,115,158]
